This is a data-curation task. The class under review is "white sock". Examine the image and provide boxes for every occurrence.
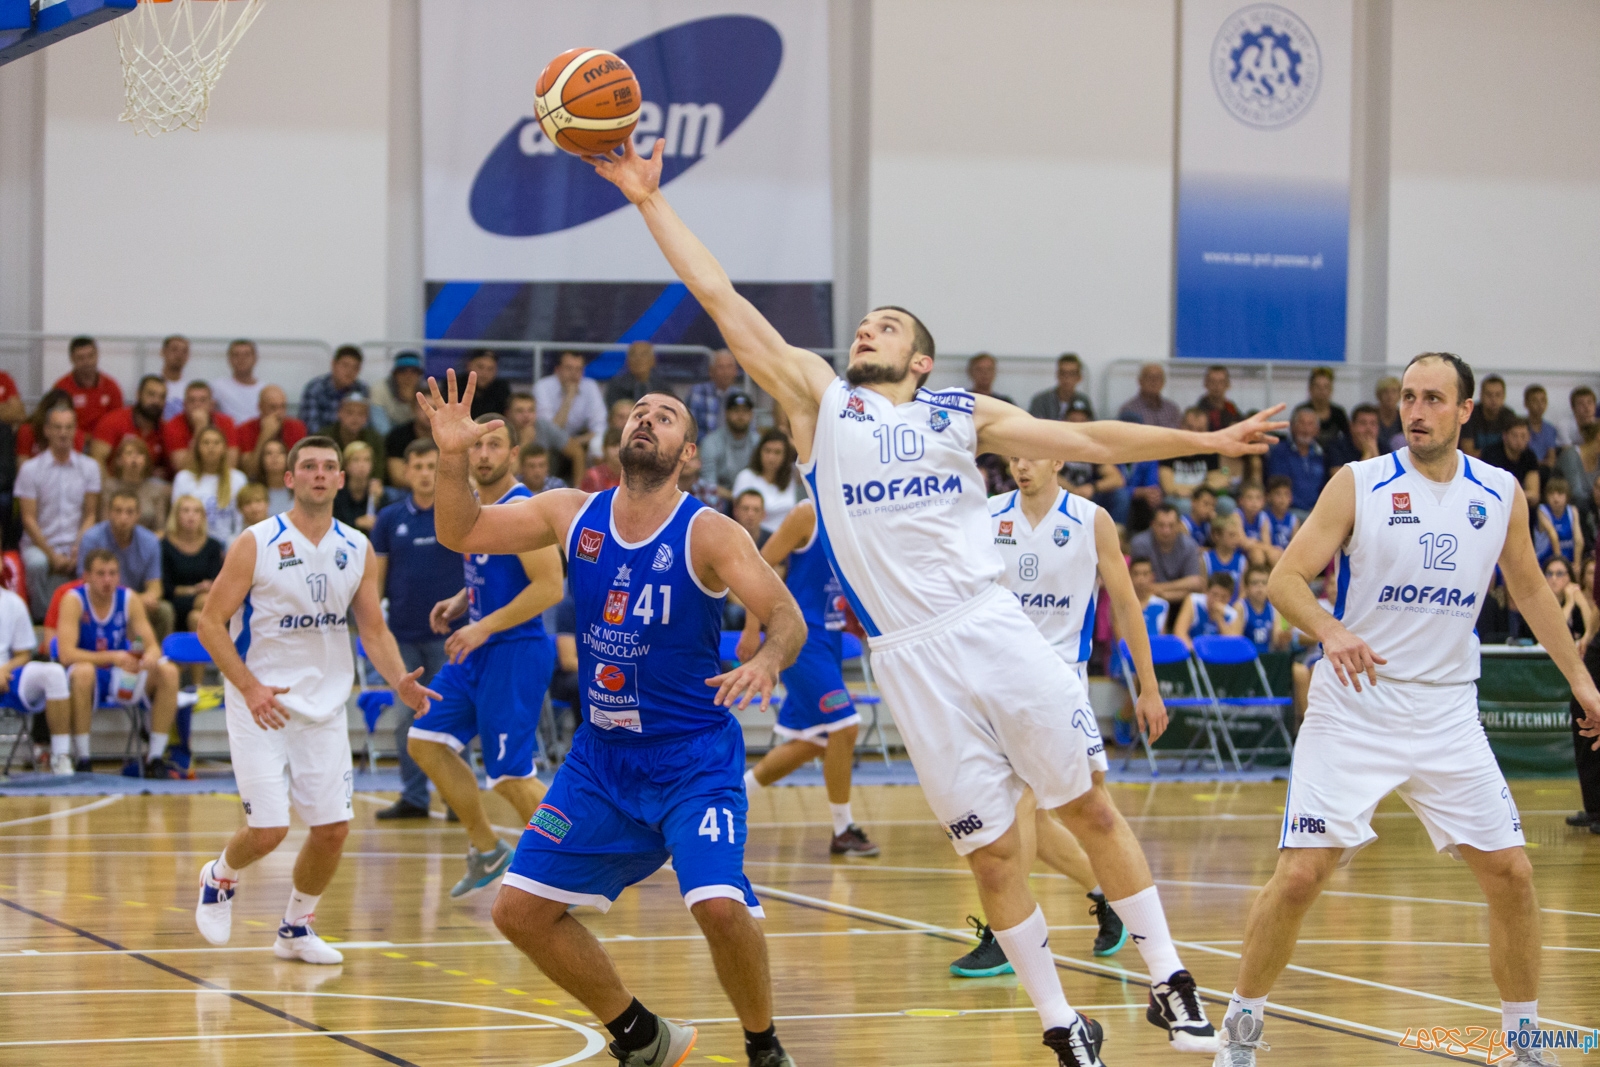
[148,733,168,760]
[50,735,71,757]
[743,769,763,793]
[283,888,320,929]
[829,802,854,835]
[1502,1000,1537,1035]
[1108,885,1185,983]
[1089,885,1103,898]
[212,851,239,883]
[1224,990,1268,1027]
[72,734,91,760]
[991,906,1078,1032]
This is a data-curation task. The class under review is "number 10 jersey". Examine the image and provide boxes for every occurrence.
[1336,450,1514,685]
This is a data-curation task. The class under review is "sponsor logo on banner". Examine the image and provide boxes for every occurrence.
[1211,5,1322,129]
[1467,501,1488,530]
[576,528,605,563]
[651,544,674,572]
[528,803,573,843]
[469,16,784,237]
[603,590,629,624]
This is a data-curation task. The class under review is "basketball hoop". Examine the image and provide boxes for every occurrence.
[114,0,264,136]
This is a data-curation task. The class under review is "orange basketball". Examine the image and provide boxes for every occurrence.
[534,48,641,157]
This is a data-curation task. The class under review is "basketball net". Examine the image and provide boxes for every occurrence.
[114,0,265,136]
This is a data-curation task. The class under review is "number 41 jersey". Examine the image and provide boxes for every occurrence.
[1336,450,1514,685]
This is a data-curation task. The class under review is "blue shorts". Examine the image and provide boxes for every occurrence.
[504,715,762,916]
[408,635,555,784]
[0,667,30,712]
[775,627,857,741]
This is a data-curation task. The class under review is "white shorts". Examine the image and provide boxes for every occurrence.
[226,696,353,828]
[1282,662,1524,864]
[869,585,1103,856]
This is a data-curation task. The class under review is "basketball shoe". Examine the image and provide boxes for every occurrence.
[1211,1012,1268,1066]
[452,839,513,898]
[50,753,74,776]
[607,1015,696,1066]
[949,915,1013,977]
[748,1050,796,1067]
[274,921,344,964]
[1087,891,1127,956]
[194,860,235,945]
[1148,970,1219,1052]
[1042,1015,1105,1066]
[1510,1047,1562,1066]
[829,825,879,857]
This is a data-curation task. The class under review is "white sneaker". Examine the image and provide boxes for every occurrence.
[274,922,344,964]
[50,753,75,776]
[1212,1013,1269,1066]
[194,861,235,945]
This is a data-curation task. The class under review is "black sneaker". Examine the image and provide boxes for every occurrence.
[74,758,94,774]
[375,799,432,820]
[829,824,880,858]
[1042,1015,1105,1066]
[1566,810,1595,827]
[143,757,179,780]
[1087,892,1127,957]
[747,1050,796,1067]
[1147,969,1219,1053]
[949,915,1013,977]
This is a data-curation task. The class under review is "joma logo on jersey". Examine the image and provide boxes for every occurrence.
[1377,585,1477,607]
[1014,592,1071,610]
[842,473,962,506]
[603,590,630,624]
[279,612,347,629]
[841,394,874,423]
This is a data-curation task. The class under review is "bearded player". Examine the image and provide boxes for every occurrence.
[594,139,1287,1066]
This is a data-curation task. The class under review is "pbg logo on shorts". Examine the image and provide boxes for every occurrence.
[1288,814,1326,834]
[945,811,985,840]
[528,803,573,843]
[576,528,605,563]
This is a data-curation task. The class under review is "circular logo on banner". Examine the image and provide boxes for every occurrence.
[1211,4,1321,128]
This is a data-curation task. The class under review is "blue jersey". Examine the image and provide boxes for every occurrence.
[463,483,545,644]
[1535,503,1576,562]
[1266,509,1297,549]
[1239,508,1271,545]
[566,489,727,743]
[76,586,130,654]
[1206,548,1248,601]
[1243,599,1276,653]
[1182,513,1211,547]
[784,503,845,631]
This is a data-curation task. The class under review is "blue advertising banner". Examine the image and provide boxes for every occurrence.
[1175,1,1352,363]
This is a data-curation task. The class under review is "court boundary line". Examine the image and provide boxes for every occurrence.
[0,795,121,830]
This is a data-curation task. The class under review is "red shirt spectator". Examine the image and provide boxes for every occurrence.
[54,336,123,434]
[162,380,236,467]
[0,370,20,415]
[235,413,307,453]
[90,375,172,474]
[94,408,169,472]
[163,410,237,455]
[15,423,87,458]
[578,462,621,493]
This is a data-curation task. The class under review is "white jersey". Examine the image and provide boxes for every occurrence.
[989,488,1101,664]
[803,378,1003,636]
[1336,450,1514,685]
[227,514,367,720]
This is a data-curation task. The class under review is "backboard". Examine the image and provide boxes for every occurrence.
[0,0,135,67]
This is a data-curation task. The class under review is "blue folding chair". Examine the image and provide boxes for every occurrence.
[840,632,890,764]
[354,638,396,772]
[160,631,211,665]
[1190,635,1295,771]
[1117,634,1224,774]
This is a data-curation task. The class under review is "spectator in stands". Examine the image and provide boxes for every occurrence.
[1118,362,1180,428]
[1175,570,1245,647]
[101,437,170,534]
[16,389,83,458]
[1030,353,1092,421]
[688,349,742,433]
[210,338,264,421]
[257,439,292,514]
[171,424,247,545]
[1462,373,1517,457]
[1129,503,1204,607]
[53,335,123,435]
[1235,481,1272,565]
[1558,422,1600,518]
[162,495,223,633]
[547,596,580,762]
[1558,385,1597,450]
[967,353,1015,406]
[1182,486,1217,547]
[369,438,463,820]
[333,440,394,533]
[465,349,512,420]
[1327,402,1383,471]
[518,442,566,494]
[1265,406,1327,513]
[1262,475,1300,556]
[17,403,99,621]
[1482,415,1541,507]
[0,365,24,425]
[578,427,623,493]
[383,390,432,488]
[78,488,171,640]
[319,393,385,463]
[1535,477,1581,568]
[164,380,238,473]
[1159,406,1231,509]
[678,451,720,507]
[604,340,670,407]
[1300,366,1350,447]
[533,350,606,476]
[157,334,190,419]
[591,397,634,460]
[236,384,307,482]
[1124,459,1164,533]
[299,344,370,433]
[1375,375,1404,452]
[1524,384,1562,464]
[732,488,768,548]
[1543,556,1594,656]
[1059,404,1126,518]
[89,374,169,473]
[699,391,757,504]
[236,482,270,528]
[734,428,800,534]
[1197,365,1241,431]
[370,350,424,432]
[505,390,566,455]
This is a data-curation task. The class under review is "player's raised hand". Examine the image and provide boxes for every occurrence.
[706,659,779,714]
[245,682,293,730]
[1209,404,1290,457]
[1320,622,1386,693]
[417,370,501,455]
[1135,688,1169,743]
[587,136,664,205]
[396,666,443,715]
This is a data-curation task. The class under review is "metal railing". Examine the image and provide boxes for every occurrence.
[356,338,718,387]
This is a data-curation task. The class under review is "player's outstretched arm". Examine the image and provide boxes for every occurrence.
[1267,467,1386,691]
[1094,508,1167,742]
[350,542,443,714]
[444,547,564,665]
[1497,491,1600,745]
[973,395,1288,465]
[196,534,292,729]
[693,511,806,711]
[589,139,834,424]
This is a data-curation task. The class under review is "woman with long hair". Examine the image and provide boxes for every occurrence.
[162,494,225,633]
[171,424,248,544]
[732,428,800,533]
[1545,556,1596,657]
[333,440,394,532]
[257,438,292,514]
[102,436,171,533]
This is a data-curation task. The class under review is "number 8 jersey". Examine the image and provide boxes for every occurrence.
[1335,450,1515,685]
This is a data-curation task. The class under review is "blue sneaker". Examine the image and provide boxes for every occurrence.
[1113,717,1135,747]
[949,915,1013,977]
[451,839,513,899]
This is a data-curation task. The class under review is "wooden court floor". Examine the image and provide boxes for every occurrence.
[0,779,1594,1066]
